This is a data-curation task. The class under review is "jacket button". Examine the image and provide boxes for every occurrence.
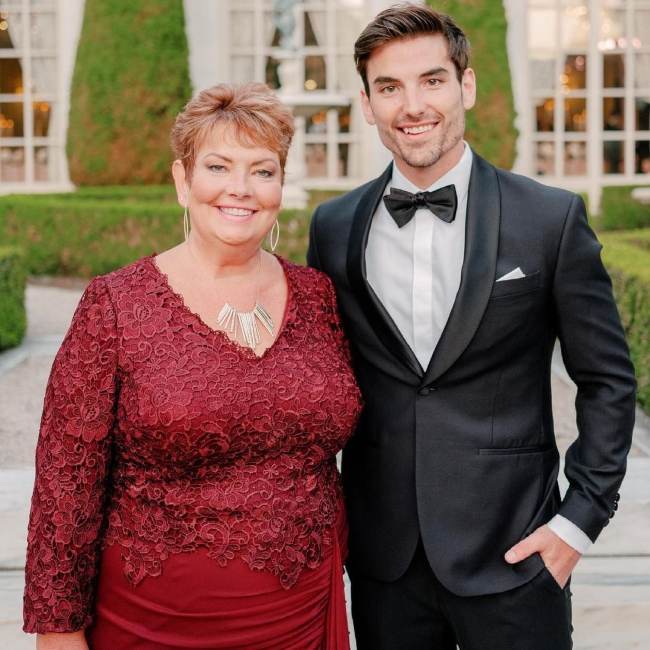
[612,501,618,511]
[614,493,620,502]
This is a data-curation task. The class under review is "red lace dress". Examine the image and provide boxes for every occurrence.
[23,255,362,650]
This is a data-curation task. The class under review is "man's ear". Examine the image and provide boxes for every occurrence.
[461,67,477,111]
[171,160,188,207]
[360,89,377,126]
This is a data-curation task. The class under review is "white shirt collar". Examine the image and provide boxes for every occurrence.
[389,142,473,204]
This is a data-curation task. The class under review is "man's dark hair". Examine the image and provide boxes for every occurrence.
[354,3,471,95]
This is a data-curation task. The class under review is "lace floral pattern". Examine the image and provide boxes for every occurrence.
[23,256,362,633]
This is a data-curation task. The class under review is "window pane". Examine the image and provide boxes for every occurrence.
[603,54,624,88]
[633,10,650,43]
[565,98,587,132]
[33,100,51,136]
[338,143,349,176]
[636,97,650,131]
[265,56,281,89]
[635,54,650,89]
[230,11,255,48]
[535,141,555,176]
[31,12,56,49]
[564,141,587,176]
[0,101,22,137]
[528,9,557,50]
[306,143,327,177]
[0,146,24,181]
[563,55,587,90]
[304,11,325,47]
[0,10,22,50]
[306,109,327,134]
[636,141,650,173]
[34,145,56,181]
[31,57,56,94]
[604,97,625,130]
[0,57,22,93]
[562,2,589,49]
[603,141,624,173]
[304,55,326,91]
[336,54,358,92]
[599,8,625,49]
[338,105,351,134]
[232,56,255,83]
[530,57,555,91]
[336,8,363,49]
[535,97,554,132]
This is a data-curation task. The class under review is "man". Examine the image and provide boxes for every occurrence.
[307,4,636,649]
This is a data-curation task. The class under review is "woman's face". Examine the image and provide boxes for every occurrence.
[173,125,283,252]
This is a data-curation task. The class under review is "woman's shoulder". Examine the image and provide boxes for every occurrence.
[96,254,159,293]
[279,256,334,295]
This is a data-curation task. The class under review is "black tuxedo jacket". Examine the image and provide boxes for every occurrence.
[307,153,636,597]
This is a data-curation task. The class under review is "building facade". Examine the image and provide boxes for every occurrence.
[0,0,648,210]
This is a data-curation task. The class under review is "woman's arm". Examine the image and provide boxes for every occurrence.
[23,277,119,635]
[36,631,88,650]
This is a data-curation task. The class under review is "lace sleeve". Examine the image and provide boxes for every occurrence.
[23,277,118,633]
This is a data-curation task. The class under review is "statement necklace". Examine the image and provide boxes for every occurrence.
[215,252,274,351]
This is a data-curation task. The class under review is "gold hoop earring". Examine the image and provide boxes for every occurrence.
[183,204,190,241]
[269,219,279,252]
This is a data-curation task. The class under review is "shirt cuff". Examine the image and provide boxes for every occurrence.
[547,514,592,554]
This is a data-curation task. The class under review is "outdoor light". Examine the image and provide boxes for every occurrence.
[304,79,317,90]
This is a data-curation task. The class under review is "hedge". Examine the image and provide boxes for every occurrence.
[598,186,650,231]
[433,0,517,169]
[67,0,191,185]
[600,229,650,411]
[0,247,27,351]
[0,190,311,277]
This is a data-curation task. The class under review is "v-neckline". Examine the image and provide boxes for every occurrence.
[147,254,293,360]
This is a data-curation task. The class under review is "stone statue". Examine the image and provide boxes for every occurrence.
[272,0,299,51]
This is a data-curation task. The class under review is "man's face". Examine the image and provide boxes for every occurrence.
[360,34,476,181]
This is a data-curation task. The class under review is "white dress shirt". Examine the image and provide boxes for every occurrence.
[365,143,591,555]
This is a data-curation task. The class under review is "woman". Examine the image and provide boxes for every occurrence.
[23,83,362,649]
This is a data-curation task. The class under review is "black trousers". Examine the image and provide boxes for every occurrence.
[350,540,573,650]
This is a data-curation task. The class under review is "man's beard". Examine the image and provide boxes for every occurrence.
[385,110,465,170]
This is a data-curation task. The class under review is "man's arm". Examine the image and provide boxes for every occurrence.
[506,193,636,585]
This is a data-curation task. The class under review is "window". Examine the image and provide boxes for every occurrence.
[0,0,60,185]
[227,0,363,183]
[527,0,650,180]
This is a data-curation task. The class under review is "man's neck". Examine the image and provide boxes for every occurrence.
[394,140,466,190]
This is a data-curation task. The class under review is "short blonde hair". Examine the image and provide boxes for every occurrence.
[170,83,295,180]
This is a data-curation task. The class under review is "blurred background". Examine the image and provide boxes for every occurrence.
[0,1,648,648]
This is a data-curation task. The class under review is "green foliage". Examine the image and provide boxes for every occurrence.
[598,186,650,231]
[432,0,517,169]
[0,247,27,351]
[0,189,311,277]
[600,229,650,411]
[67,0,192,185]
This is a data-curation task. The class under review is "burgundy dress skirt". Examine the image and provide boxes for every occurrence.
[87,513,349,650]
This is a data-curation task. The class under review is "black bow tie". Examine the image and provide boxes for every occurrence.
[383,184,458,228]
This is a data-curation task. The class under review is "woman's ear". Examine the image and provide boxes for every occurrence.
[171,160,189,207]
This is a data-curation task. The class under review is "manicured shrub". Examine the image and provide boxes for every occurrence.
[600,229,650,411]
[599,186,650,231]
[0,189,311,277]
[0,247,27,351]
[433,0,517,169]
[67,0,191,185]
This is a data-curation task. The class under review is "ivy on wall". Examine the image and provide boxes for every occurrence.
[431,0,518,169]
[67,0,192,185]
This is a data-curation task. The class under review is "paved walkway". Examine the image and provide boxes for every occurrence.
[1,283,649,648]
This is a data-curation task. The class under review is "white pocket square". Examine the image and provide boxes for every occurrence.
[496,267,526,282]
